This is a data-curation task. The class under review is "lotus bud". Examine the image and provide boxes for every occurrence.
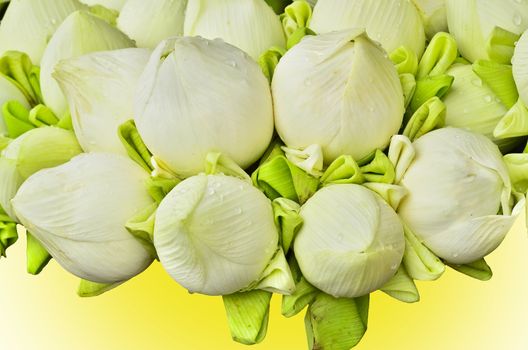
[272,29,404,163]
[310,0,426,57]
[184,0,286,60]
[40,11,134,118]
[117,0,187,48]
[0,0,86,64]
[154,174,283,296]
[0,127,82,219]
[398,127,523,265]
[294,184,405,298]
[12,153,155,283]
[445,0,528,62]
[134,37,274,177]
[54,48,151,154]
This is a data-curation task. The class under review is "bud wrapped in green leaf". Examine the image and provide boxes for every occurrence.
[12,153,155,283]
[154,174,293,295]
[54,48,151,154]
[117,0,186,48]
[272,29,404,164]
[40,10,134,118]
[311,0,426,57]
[294,184,405,298]
[0,0,86,64]
[184,0,286,60]
[398,128,523,265]
[134,37,274,177]
[445,0,528,63]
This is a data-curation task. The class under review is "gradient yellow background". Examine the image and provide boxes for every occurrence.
[2,213,527,350]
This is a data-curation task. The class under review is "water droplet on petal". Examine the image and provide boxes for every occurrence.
[513,14,522,26]
[484,95,493,103]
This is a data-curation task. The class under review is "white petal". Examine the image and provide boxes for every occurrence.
[78,0,126,11]
[134,36,274,177]
[54,48,151,154]
[513,30,528,106]
[154,174,278,296]
[12,153,154,283]
[184,0,285,60]
[117,0,186,48]
[294,184,405,298]
[311,0,426,57]
[0,0,85,64]
[41,11,134,118]
[272,29,404,163]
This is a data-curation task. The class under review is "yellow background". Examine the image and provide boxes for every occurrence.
[1,214,527,350]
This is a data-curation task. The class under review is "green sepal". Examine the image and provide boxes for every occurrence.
[118,120,153,173]
[204,152,251,182]
[272,197,303,254]
[402,224,445,281]
[26,231,52,275]
[495,99,528,139]
[305,294,369,350]
[282,278,318,317]
[125,202,158,259]
[0,51,42,105]
[503,153,528,193]
[252,143,319,204]
[89,4,119,26]
[390,46,418,75]
[486,26,521,65]
[2,100,34,138]
[403,96,446,141]
[359,150,396,184]
[281,0,312,36]
[28,104,60,127]
[400,73,417,108]
[447,258,493,281]
[78,279,123,297]
[473,60,518,109]
[410,74,454,113]
[362,183,408,211]
[250,248,295,294]
[146,176,180,203]
[0,210,17,258]
[320,155,364,186]
[259,46,285,83]
[287,26,315,50]
[416,32,458,79]
[56,112,73,131]
[223,290,272,345]
[380,266,420,303]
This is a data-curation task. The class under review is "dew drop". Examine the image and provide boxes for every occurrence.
[452,253,459,259]
[484,95,493,103]
[208,188,216,195]
[50,18,57,25]
[390,264,398,270]
[471,78,482,87]
[234,207,243,215]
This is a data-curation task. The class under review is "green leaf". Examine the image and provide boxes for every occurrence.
[416,32,458,79]
[503,153,528,193]
[473,60,518,109]
[204,152,251,182]
[265,0,292,14]
[26,231,51,275]
[486,26,521,65]
[362,183,408,211]
[281,0,314,49]
[282,277,318,317]
[0,51,42,105]
[320,155,363,186]
[0,214,17,257]
[403,96,446,141]
[145,175,180,203]
[390,46,418,75]
[252,248,295,294]
[88,4,119,26]
[258,46,285,83]
[118,119,153,173]
[223,290,272,345]
[380,266,420,303]
[410,74,454,113]
[125,202,158,259]
[252,144,319,204]
[402,224,445,281]
[495,99,528,139]
[400,73,417,108]
[28,104,59,127]
[78,279,123,297]
[359,150,396,184]
[448,258,493,281]
[2,100,34,138]
[305,294,369,350]
[272,197,303,254]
